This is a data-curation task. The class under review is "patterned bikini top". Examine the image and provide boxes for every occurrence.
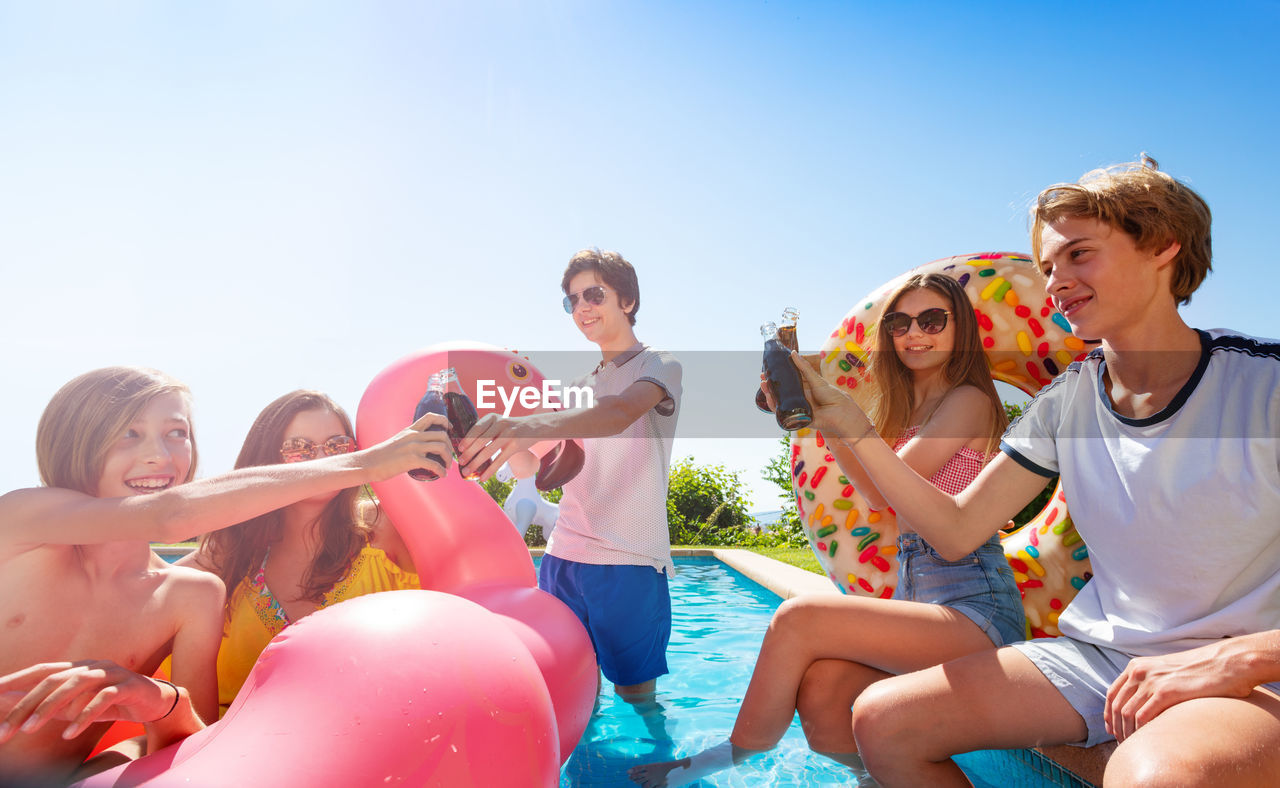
[891,425,989,496]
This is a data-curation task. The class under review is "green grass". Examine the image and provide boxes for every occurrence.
[741,546,824,574]
[671,544,825,575]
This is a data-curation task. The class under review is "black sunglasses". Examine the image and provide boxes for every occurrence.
[562,285,608,313]
[882,308,951,337]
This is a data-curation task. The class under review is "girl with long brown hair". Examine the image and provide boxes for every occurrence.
[631,274,1024,787]
[181,391,421,717]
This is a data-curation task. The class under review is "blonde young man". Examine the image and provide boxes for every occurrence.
[792,157,1280,786]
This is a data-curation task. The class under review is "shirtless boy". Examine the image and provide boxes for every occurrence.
[0,366,449,786]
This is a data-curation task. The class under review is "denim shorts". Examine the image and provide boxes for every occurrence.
[892,532,1026,648]
[538,554,671,686]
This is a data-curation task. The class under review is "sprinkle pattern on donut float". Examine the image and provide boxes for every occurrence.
[793,252,1094,636]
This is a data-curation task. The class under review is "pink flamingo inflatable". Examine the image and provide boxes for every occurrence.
[77,343,597,787]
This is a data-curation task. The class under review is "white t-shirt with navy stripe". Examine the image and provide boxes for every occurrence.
[548,344,682,575]
[1001,329,1280,657]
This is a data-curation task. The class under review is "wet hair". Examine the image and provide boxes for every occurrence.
[561,247,641,325]
[36,366,197,496]
[198,391,369,606]
[1031,154,1212,305]
[868,273,1008,456]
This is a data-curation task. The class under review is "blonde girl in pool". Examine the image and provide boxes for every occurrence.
[630,274,1025,787]
[0,367,449,786]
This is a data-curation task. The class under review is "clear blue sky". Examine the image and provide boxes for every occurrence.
[3,1,1277,511]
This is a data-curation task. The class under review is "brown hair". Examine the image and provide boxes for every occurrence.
[561,247,641,325]
[868,273,1008,456]
[36,366,197,495]
[198,391,368,606]
[1031,154,1212,305]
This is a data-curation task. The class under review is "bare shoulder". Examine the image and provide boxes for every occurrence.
[159,562,226,612]
[0,487,79,555]
[939,384,997,414]
[174,545,217,573]
[919,385,997,449]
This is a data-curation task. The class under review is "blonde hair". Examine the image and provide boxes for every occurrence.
[36,367,197,496]
[868,274,1007,456]
[1031,154,1212,305]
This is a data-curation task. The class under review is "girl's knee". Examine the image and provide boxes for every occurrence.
[769,595,840,641]
[770,596,811,632]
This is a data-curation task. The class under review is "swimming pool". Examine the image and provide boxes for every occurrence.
[555,556,1085,787]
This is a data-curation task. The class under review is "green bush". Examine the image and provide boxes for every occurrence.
[756,436,811,548]
[666,458,755,546]
[480,450,796,549]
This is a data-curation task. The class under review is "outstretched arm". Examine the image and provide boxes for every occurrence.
[816,385,994,512]
[0,411,453,550]
[455,379,668,481]
[792,353,1044,559]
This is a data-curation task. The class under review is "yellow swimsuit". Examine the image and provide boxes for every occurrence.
[216,546,419,716]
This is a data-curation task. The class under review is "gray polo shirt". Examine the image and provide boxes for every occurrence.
[547,343,682,575]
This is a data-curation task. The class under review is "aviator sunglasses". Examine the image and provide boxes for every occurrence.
[562,285,608,313]
[881,308,952,337]
[280,435,356,463]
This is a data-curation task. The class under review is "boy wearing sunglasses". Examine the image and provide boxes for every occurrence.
[458,248,682,700]
[789,157,1280,786]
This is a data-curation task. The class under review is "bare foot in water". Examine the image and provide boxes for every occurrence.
[628,758,691,787]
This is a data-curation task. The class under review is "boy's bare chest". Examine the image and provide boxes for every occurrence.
[0,553,172,676]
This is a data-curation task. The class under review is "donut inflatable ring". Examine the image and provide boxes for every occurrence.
[79,343,596,786]
[793,252,1093,638]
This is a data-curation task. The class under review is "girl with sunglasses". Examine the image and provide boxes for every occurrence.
[631,273,1023,787]
[0,370,447,786]
[179,391,422,718]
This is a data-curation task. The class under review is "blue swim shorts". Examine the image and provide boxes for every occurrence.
[538,554,671,686]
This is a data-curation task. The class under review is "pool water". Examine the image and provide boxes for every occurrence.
[555,557,1076,787]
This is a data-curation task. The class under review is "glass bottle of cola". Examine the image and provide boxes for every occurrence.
[761,307,812,431]
[409,367,492,481]
[409,369,451,481]
[440,368,492,480]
